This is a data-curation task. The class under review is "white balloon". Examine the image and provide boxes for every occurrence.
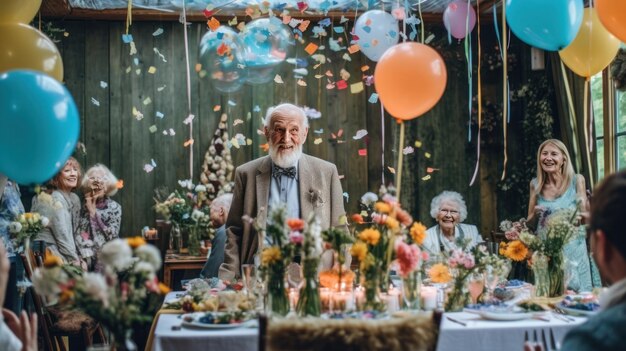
[354,10,400,62]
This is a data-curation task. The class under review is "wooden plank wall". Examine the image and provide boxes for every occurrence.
[51,20,532,237]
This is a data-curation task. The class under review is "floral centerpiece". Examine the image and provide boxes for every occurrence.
[154,180,213,255]
[9,212,49,249]
[296,215,324,317]
[500,208,579,296]
[349,187,425,311]
[394,221,428,310]
[32,237,169,350]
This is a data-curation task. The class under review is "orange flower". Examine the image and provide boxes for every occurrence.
[286,218,305,231]
[59,289,74,303]
[385,216,400,231]
[260,143,269,152]
[126,237,146,249]
[358,228,381,246]
[351,214,365,224]
[350,242,368,261]
[374,202,392,214]
[261,247,281,266]
[43,254,63,268]
[158,282,171,294]
[504,240,528,261]
[395,208,413,226]
[410,222,427,245]
[428,263,452,284]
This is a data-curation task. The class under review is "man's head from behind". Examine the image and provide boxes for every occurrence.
[264,103,309,168]
[210,193,233,228]
[589,170,626,284]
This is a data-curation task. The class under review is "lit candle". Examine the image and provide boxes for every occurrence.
[320,288,331,312]
[289,288,299,310]
[354,286,365,310]
[331,291,354,312]
[421,286,437,311]
[381,292,400,313]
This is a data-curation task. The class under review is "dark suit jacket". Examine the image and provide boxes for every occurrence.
[218,154,346,281]
[200,225,225,279]
[561,298,626,351]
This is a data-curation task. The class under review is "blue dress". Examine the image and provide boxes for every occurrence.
[535,177,601,292]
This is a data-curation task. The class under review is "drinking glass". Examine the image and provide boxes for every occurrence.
[484,266,500,302]
[241,264,256,297]
[467,272,484,304]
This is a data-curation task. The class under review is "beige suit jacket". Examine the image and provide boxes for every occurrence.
[218,154,346,281]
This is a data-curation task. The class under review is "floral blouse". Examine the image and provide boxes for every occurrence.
[75,197,122,263]
[0,180,24,258]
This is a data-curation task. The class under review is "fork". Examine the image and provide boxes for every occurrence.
[554,308,576,322]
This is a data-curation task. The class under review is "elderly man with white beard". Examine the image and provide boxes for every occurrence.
[218,103,347,281]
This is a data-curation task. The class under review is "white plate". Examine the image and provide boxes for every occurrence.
[181,313,255,329]
[478,310,534,321]
[558,304,598,317]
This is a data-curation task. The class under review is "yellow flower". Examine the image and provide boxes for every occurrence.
[261,246,281,266]
[499,242,508,256]
[505,240,528,261]
[410,222,427,245]
[59,289,74,303]
[350,242,368,261]
[358,228,381,246]
[43,254,63,268]
[158,282,171,294]
[428,263,452,284]
[385,217,400,231]
[24,213,33,220]
[374,202,392,214]
[126,237,147,249]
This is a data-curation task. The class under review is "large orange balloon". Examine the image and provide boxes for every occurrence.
[0,0,42,24]
[0,23,63,82]
[559,8,620,78]
[597,0,626,43]
[374,42,447,120]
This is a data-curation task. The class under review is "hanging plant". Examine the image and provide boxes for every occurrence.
[610,49,626,92]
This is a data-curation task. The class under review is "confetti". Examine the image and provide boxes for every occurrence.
[156,111,164,119]
[208,17,220,31]
[183,114,195,125]
[64,32,69,37]
[129,42,137,55]
[298,20,310,32]
[361,65,370,72]
[336,80,348,90]
[152,28,164,36]
[122,34,133,43]
[422,175,432,181]
[233,119,244,126]
[184,139,194,147]
[297,79,307,86]
[133,58,139,66]
[304,42,319,55]
[116,180,124,189]
[353,130,368,140]
[343,192,349,201]
[388,167,396,174]
[333,27,344,34]
[293,68,308,76]
[149,125,158,133]
[358,149,367,156]
[314,138,323,145]
[132,106,144,120]
[100,81,108,88]
[342,53,352,61]
[91,97,100,106]
[227,100,237,106]
[415,140,422,147]
[274,74,284,84]
[340,15,349,23]
[425,152,431,158]
[350,82,364,94]
[143,97,152,105]
[403,146,415,155]
[339,69,351,81]
[157,85,167,92]
[228,16,238,26]
[368,93,379,103]
[143,159,157,173]
[168,128,176,136]
[348,44,360,54]
[314,129,324,134]
[148,66,157,74]
[135,69,141,75]
[153,47,167,62]
[392,7,406,20]
[303,106,321,119]
[297,1,308,12]
[213,105,221,112]
[427,167,440,173]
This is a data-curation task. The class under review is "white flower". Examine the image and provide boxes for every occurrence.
[360,192,378,206]
[32,267,67,302]
[81,273,110,308]
[100,239,133,272]
[191,209,205,222]
[133,261,156,279]
[41,216,50,227]
[178,179,194,190]
[135,244,162,271]
[194,184,207,193]
[8,222,22,234]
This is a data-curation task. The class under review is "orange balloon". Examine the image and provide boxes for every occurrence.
[374,42,447,120]
[0,23,63,82]
[0,0,42,24]
[597,0,626,43]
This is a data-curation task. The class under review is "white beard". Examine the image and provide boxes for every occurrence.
[269,143,303,168]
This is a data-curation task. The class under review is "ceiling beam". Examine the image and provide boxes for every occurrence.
[39,0,71,18]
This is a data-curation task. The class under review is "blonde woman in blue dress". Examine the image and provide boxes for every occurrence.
[527,139,601,292]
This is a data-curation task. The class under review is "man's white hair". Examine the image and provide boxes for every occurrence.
[264,103,309,129]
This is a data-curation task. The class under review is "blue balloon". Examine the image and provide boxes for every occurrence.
[199,26,247,93]
[240,18,294,75]
[506,0,583,51]
[0,70,80,185]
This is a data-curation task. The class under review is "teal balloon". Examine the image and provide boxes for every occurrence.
[199,26,246,93]
[0,70,80,185]
[506,0,583,51]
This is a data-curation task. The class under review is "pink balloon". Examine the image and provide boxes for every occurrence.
[443,0,477,39]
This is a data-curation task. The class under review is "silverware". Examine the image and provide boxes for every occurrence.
[446,316,467,326]
[551,311,571,323]
[549,328,560,350]
[541,329,549,351]
[554,308,576,322]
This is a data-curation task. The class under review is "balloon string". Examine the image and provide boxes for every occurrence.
[470,0,481,186]
[584,78,594,186]
[403,0,408,41]
[126,0,133,35]
[560,59,582,171]
[396,121,405,202]
[496,3,509,181]
[381,102,386,185]
[418,0,424,43]
[182,0,194,179]
[464,14,472,142]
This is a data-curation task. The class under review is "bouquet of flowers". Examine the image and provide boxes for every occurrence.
[296,215,324,317]
[32,237,169,349]
[9,212,49,248]
[350,186,426,310]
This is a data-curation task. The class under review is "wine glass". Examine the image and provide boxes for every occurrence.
[467,272,484,305]
[484,266,500,302]
[241,264,256,298]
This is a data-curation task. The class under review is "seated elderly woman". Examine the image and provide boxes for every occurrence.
[422,191,483,256]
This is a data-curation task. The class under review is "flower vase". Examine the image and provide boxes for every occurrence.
[362,268,384,311]
[266,271,289,316]
[296,258,321,317]
[111,330,137,351]
[187,226,200,256]
[402,270,421,310]
[532,252,564,297]
[169,223,182,253]
[444,273,470,312]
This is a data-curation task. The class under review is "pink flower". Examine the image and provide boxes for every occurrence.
[505,230,519,241]
[289,231,304,245]
[395,242,421,277]
[372,213,387,225]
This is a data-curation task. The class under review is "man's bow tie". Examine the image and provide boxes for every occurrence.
[273,165,296,179]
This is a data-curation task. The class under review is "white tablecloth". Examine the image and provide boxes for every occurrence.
[436,311,586,351]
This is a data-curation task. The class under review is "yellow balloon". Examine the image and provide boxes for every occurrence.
[0,0,42,24]
[559,8,621,78]
[0,23,63,82]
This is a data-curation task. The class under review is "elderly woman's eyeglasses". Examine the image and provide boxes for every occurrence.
[439,209,459,216]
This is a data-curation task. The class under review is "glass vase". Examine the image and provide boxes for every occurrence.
[444,272,470,312]
[402,270,421,310]
[169,222,182,253]
[265,270,288,316]
[362,267,384,311]
[296,258,321,317]
[186,226,200,256]
[533,252,564,297]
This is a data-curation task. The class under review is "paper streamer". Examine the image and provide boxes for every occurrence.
[182,0,194,179]
[396,121,405,202]
[470,0,482,186]
[583,78,594,187]
[493,4,510,181]
[126,0,133,34]
[559,59,583,174]
[381,102,386,185]
[464,5,473,142]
